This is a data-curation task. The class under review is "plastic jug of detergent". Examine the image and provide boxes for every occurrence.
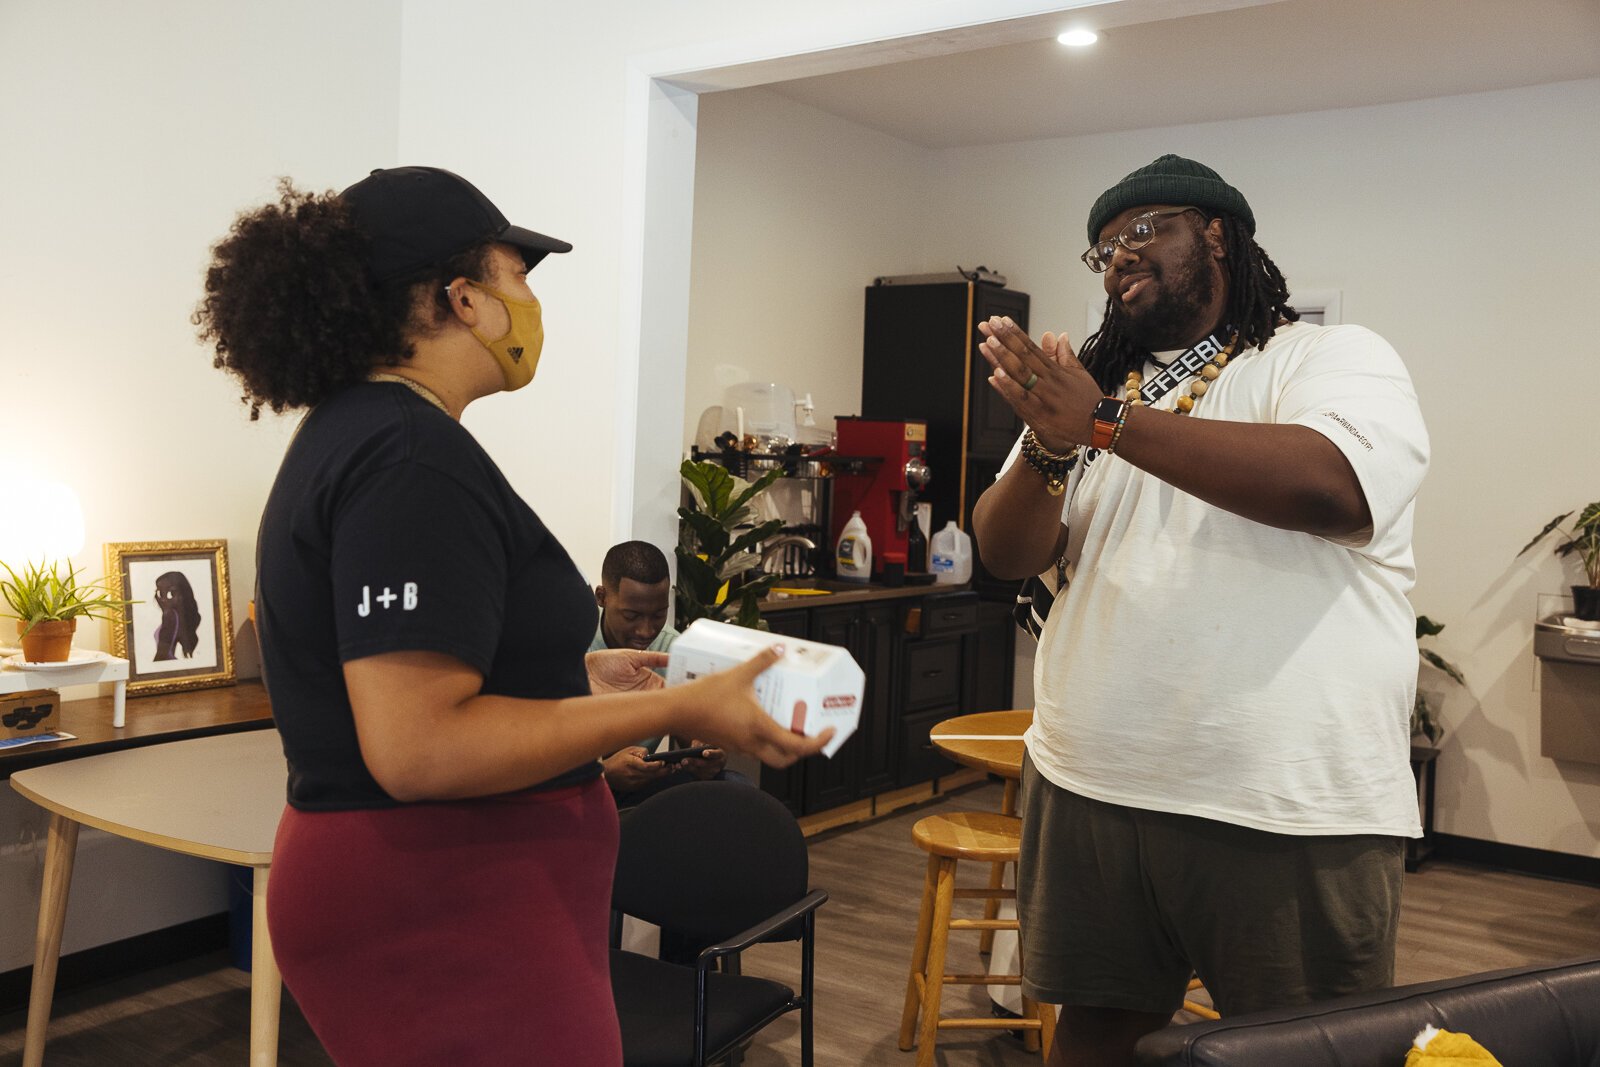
[835,511,873,582]
[930,521,972,585]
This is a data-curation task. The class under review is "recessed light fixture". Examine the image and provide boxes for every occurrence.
[1057,29,1098,47]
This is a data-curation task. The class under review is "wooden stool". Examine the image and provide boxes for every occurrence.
[899,811,1055,1065]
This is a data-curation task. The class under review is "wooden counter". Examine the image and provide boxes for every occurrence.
[0,681,275,779]
[760,581,967,613]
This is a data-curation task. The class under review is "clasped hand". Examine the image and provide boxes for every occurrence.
[977,316,1103,451]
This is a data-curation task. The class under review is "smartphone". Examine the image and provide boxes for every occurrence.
[642,745,714,763]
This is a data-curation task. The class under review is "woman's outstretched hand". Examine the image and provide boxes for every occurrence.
[677,646,834,768]
[586,649,668,693]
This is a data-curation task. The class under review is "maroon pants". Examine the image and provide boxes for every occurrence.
[268,778,620,1066]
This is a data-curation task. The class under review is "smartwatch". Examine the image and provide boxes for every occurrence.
[1090,397,1127,451]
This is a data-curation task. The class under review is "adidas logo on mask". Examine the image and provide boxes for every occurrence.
[507,347,524,362]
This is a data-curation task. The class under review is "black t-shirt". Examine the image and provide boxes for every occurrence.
[256,381,601,810]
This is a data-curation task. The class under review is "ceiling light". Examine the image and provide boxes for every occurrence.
[1057,29,1098,47]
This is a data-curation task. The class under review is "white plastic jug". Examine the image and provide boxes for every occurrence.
[930,521,972,585]
[836,510,873,582]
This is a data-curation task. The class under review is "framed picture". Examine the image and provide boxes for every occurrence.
[104,539,236,696]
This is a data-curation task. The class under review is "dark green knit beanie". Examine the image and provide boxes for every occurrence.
[1086,154,1254,243]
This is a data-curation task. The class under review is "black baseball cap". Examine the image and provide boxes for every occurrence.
[340,165,572,282]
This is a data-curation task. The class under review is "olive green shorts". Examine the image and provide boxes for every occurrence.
[1016,751,1404,1017]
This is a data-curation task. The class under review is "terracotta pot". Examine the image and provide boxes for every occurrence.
[18,618,76,663]
[1574,585,1600,622]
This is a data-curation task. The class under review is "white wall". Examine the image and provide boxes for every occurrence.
[390,0,1027,574]
[692,77,1600,857]
[1,0,402,590]
[682,88,935,450]
[0,0,402,971]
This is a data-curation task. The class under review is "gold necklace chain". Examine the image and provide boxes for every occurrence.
[367,372,451,416]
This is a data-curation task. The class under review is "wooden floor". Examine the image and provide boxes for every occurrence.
[2,779,1598,1065]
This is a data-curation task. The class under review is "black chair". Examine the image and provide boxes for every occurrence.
[1134,955,1600,1066]
[609,780,828,1067]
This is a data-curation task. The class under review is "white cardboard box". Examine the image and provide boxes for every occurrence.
[666,619,863,758]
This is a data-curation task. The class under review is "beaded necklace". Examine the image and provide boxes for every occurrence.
[1122,332,1239,415]
[368,371,452,416]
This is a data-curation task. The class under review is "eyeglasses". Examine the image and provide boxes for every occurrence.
[1080,207,1203,273]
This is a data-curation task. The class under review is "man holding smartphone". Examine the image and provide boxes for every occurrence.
[589,540,731,804]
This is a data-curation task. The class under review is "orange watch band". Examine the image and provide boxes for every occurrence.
[1090,397,1125,451]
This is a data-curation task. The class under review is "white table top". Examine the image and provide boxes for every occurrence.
[0,650,128,694]
[10,729,287,866]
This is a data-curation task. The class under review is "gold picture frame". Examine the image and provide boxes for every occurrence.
[104,540,236,696]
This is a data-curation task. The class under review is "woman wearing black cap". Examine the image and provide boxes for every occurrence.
[195,168,829,1066]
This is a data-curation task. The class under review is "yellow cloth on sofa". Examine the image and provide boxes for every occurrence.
[1404,1025,1503,1066]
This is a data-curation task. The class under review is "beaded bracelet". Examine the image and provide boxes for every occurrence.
[1105,407,1131,454]
[1020,430,1080,496]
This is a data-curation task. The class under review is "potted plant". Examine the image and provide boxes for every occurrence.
[0,559,134,663]
[1518,501,1600,621]
[675,460,784,631]
[1412,615,1465,747]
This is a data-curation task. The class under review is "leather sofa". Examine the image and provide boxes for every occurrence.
[1134,956,1600,1066]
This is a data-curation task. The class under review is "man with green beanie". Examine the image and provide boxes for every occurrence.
[972,155,1429,1064]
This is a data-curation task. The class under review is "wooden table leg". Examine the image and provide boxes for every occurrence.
[249,865,282,1067]
[23,814,80,1067]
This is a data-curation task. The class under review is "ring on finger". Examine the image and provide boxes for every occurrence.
[1022,372,1040,392]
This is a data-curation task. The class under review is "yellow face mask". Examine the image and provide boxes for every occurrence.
[465,282,545,391]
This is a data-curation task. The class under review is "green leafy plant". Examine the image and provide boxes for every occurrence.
[1517,501,1600,589]
[675,460,784,632]
[1412,615,1465,747]
[0,559,135,636]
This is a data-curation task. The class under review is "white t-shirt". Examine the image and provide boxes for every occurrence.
[1012,321,1429,837]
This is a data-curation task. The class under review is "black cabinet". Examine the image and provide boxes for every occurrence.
[862,280,1029,601]
[759,601,898,815]
[863,280,1023,705]
[757,587,1016,816]
[758,610,810,816]
[856,604,900,797]
[805,606,865,812]
[893,592,1016,789]
[898,708,959,788]
[967,600,1015,717]
[898,590,981,788]
[805,602,898,811]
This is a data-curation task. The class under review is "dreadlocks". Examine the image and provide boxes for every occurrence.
[1077,214,1299,394]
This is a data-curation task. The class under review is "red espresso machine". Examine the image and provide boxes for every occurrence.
[830,418,931,579]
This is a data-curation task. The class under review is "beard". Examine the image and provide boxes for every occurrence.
[1109,237,1220,351]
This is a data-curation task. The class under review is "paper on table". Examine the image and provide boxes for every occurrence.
[0,732,76,751]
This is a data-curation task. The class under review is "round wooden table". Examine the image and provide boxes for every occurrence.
[929,709,1031,815]
[11,729,287,1066]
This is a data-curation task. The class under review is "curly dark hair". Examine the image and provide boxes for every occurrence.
[600,540,671,589]
[1078,213,1299,393]
[193,179,495,419]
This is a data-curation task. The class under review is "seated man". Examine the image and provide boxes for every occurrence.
[588,540,734,807]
